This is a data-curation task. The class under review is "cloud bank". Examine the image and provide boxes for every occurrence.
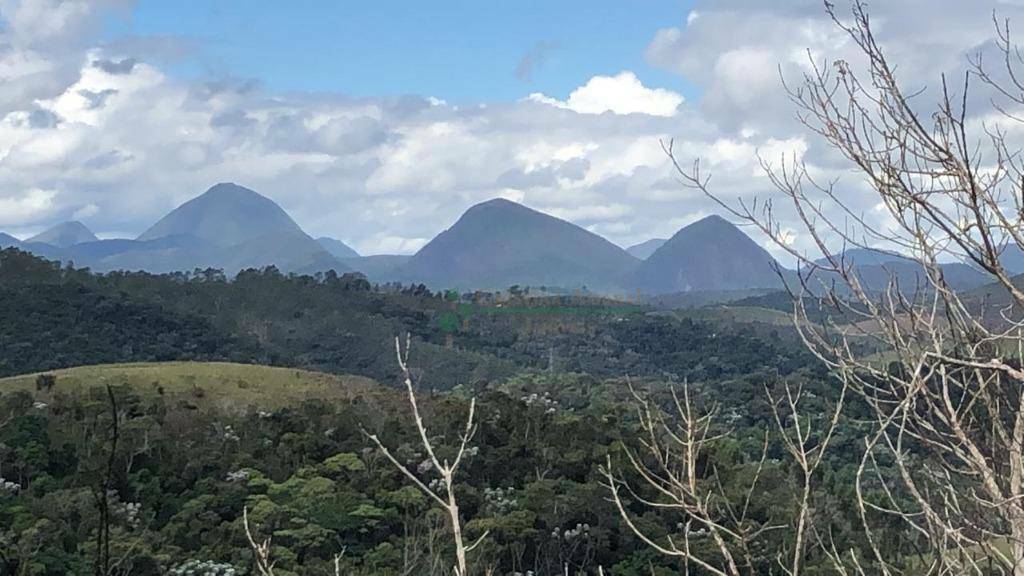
[0,0,1021,260]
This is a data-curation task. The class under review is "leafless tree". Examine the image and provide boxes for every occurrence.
[243,506,276,576]
[653,0,1024,574]
[603,378,844,576]
[364,334,488,576]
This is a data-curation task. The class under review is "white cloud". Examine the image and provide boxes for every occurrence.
[528,71,683,117]
[72,203,99,219]
[0,188,57,226]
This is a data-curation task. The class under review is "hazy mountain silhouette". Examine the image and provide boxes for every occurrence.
[1,183,348,275]
[343,254,410,282]
[814,247,988,292]
[0,233,21,248]
[401,198,640,289]
[1000,245,1024,275]
[317,237,360,260]
[632,215,784,294]
[26,221,97,247]
[626,238,667,260]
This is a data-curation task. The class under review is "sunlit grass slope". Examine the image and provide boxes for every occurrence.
[0,362,380,413]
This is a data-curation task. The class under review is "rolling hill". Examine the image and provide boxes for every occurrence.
[401,198,640,290]
[0,362,379,410]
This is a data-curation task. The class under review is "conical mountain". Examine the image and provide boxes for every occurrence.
[26,221,97,247]
[402,198,639,289]
[632,215,784,294]
[138,182,307,246]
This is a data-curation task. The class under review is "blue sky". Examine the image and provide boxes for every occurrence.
[103,0,697,103]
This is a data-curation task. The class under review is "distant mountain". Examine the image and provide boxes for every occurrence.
[135,182,347,274]
[1000,245,1024,275]
[626,238,667,260]
[631,216,784,294]
[814,248,988,292]
[815,247,907,268]
[0,233,21,248]
[67,235,217,274]
[138,182,307,246]
[343,254,410,282]
[402,198,640,290]
[317,237,360,260]
[1,183,348,275]
[26,221,97,247]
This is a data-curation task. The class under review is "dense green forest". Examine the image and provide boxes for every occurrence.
[0,248,915,574]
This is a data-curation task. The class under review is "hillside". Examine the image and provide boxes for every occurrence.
[631,215,784,294]
[402,198,640,290]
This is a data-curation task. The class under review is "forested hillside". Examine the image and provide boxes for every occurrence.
[3,229,1012,575]
[0,247,875,575]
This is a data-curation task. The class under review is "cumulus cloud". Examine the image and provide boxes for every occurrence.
[0,188,57,226]
[528,72,684,117]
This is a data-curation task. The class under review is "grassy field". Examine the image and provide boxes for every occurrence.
[0,362,382,414]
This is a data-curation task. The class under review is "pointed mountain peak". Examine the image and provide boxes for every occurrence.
[26,220,98,247]
[404,197,638,289]
[462,197,535,216]
[137,183,306,246]
[200,182,265,200]
[632,214,783,294]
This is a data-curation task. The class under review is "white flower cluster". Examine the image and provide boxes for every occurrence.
[417,458,434,474]
[520,392,559,413]
[0,478,21,494]
[675,523,708,537]
[551,523,590,541]
[116,501,142,529]
[32,401,47,410]
[169,560,238,576]
[225,469,251,483]
[483,486,517,515]
[220,425,240,442]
